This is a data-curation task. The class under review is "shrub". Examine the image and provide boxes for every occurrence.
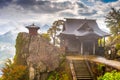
[115,44,120,50]
[1,59,28,80]
[47,71,69,80]
[98,70,120,80]
[47,60,72,80]
[0,78,3,80]
[117,50,120,56]
[41,33,51,42]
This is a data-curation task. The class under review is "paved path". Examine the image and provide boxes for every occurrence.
[66,55,120,70]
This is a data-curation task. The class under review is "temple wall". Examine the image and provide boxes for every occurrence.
[66,39,79,52]
[60,36,100,55]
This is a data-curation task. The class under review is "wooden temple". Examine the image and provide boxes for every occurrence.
[60,18,110,55]
[26,23,40,35]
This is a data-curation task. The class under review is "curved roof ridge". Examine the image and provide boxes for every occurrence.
[77,21,89,31]
[61,19,110,37]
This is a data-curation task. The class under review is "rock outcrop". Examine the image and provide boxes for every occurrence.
[15,32,64,80]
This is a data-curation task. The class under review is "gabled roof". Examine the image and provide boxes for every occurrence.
[77,21,93,32]
[61,18,110,37]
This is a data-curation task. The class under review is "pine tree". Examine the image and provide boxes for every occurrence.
[105,8,120,35]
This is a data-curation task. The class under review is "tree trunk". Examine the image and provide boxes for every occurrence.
[53,37,55,46]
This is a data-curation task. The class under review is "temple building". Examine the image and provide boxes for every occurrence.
[60,18,109,55]
[26,24,40,35]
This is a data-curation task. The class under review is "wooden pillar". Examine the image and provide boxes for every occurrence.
[93,42,96,55]
[81,42,83,55]
[100,38,101,47]
[98,38,100,47]
[99,38,102,47]
[103,37,105,47]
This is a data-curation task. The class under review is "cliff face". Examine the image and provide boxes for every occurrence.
[15,32,64,80]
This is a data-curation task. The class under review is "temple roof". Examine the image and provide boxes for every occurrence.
[26,23,40,29]
[61,19,110,37]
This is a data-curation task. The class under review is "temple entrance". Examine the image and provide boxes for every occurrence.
[83,41,93,55]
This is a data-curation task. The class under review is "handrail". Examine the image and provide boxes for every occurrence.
[66,55,120,70]
[69,60,77,80]
[84,55,95,80]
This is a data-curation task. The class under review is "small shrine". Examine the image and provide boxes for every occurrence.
[26,24,40,35]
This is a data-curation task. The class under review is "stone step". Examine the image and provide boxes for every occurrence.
[73,60,93,80]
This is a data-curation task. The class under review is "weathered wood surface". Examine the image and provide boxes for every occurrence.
[69,60,77,80]
[73,60,93,80]
[67,55,120,70]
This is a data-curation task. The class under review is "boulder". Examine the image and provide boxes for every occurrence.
[15,32,64,80]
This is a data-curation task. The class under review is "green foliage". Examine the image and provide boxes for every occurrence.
[112,35,120,45]
[97,76,103,80]
[98,38,105,46]
[97,64,105,71]
[95,64,106,76]
[106,34,120,47]
[116,44,120,50]
[47,71,69,80]
[105,36,113,46]
[1,59,28,80]
[117,50,120,56]
[41,33,51,42]
[105,8,120,35]
[98,70,120,80]
[116,43,120,56]
[15,33,29,65]
[47,71,60,80]
[47,59,72,80]
[0,78,3,80]
[47,20,64,45]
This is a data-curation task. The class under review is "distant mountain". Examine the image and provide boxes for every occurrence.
[41,24,50,33]
[0,30,16,58]
[0,30,17,74]
[0,31,17,44]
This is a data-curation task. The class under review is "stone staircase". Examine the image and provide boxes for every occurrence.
[73,60,94,80]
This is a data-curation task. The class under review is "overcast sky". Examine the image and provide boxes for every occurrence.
[0,0,119,34]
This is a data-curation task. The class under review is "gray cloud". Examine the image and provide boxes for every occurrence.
[16,0,36,6]
[14,0,73,13]
[59,12,77,17]
[0,0,120,21]
[16,0,49,6]
[0,0,87,15]
[0,0,12,8]
[78,9,97,16]
[76,1,88,8]
[0,0,72,13]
